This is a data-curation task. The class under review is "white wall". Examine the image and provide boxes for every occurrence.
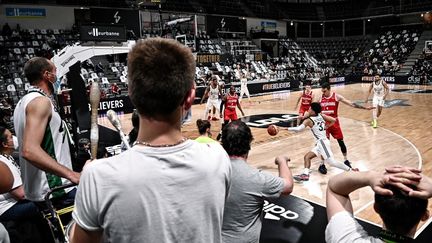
[246,17,286,37]
[0,4,76,30]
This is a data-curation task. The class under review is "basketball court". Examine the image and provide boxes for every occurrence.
[101,82,432,238]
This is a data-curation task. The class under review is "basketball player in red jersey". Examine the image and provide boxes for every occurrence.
[222,85,245,122]
[216,85,245,140]
[317,82,372,174]
[295,82,314,124]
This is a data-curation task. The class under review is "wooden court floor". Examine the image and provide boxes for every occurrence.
[102,83,432,237]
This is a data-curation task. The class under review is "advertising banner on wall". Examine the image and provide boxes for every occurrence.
[206,16,247,35]
[90,8,141,38]
[6,8,46,18]
[80,24,126,42]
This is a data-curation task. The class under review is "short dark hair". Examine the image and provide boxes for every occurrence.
[375,185,428,235]
[24,57,53,85]
[321,82,331,90]
[310,102,322,114]
[196,119,211,135]
[221,120,253,156]
[128,38,195,118]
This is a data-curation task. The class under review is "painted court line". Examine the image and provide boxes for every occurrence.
[252,116,424,236]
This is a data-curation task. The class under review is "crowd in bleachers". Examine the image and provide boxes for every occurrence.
[355,28,421,75]
[297,37,370,70]
[410,49,432,83]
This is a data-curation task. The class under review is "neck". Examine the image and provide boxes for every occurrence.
[0,149,12,156]
[136,110,184,146]
[35,81,52,96]
[229,154,248,161]
[381,224,415,239]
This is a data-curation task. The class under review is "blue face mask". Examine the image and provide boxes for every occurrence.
[52,77,61,93]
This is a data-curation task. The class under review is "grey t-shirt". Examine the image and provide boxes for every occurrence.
[72,140,231,243]
[222,159,285,243]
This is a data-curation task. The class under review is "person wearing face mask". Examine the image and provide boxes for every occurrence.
[0,126,39,221]
[13,57,80,205]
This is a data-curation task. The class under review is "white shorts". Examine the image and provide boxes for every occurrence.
[311,139,334,160]
[372,96,385,107]
[206,98,220,111]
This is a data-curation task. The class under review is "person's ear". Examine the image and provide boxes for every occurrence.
[183,87,196,110]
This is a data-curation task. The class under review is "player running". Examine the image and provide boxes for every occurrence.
[216,85,245,141]
[365,75,389,128]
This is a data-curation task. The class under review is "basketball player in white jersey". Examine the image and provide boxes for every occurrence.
[200,76,223,120]
[365,75,389,128]
[239,72,251,103]
[287,102,356,182]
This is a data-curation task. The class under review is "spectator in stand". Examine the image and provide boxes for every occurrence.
[110,83,120,96]
[0,126,39,221]
[0,159,13,243]
[1,23,11,37]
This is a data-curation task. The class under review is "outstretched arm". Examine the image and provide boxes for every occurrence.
[337,94,373,110]
[288,118,312,132]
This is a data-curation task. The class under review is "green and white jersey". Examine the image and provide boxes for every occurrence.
[13,91,73,201]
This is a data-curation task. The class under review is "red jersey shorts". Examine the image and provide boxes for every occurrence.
[299,105,310,116]
[224,109,238,121]
[326,118,344,140]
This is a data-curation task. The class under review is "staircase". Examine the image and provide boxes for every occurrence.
[398,29,432,75]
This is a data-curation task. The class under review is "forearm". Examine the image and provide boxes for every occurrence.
[23,146,75,180]
[328,171,376,196]
[278,162,294,195]
[288,124,305,132]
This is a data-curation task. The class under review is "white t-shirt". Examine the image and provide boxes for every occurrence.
[0,155,21,215]
[73,140,231,243]
[325,211,383,243]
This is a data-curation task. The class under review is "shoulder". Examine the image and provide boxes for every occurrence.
[26,95,52,113]
[325,211,379,243]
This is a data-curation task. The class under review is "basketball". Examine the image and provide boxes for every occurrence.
[267,124,279,136]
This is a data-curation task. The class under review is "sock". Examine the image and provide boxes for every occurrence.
[372,109,377,120]
[320,160,324,165]
[326,158,350,171]
[302,168,311,175]
[344,155,348,161]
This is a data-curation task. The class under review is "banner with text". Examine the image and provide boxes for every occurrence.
[80,24,126,42]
